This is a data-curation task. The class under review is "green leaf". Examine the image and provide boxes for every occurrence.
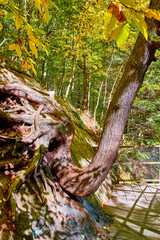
[36,29,46,34]
[119,0,136,8]
[105,13,117,35]
[116,23,130,48]
[106,23,125,42]
[50,1,59,10]
[131,9,148,41]
[4,12,14,20]
[43,44,50,56]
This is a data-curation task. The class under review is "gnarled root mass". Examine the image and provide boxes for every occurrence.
[0,66,73,211]
[0,61,110,239]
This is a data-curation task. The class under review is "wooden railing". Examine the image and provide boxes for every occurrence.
[115,145,160,184]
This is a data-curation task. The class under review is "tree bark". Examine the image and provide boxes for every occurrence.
[83,55,88,110]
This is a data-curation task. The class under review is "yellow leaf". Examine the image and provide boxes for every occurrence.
[9,43,17,50]
[27,57,37,66]
[43,7,50,24]
[29,41,38,58]
[22,44,30,56]
[22,60,30,70]
[41,56,45,60]
[93,65,97,70]
[119,0,135,8]
[26,24,33,36]
[29,37,41,46]
[34,0,42,13]
[41,0,49,8]
[105,14,117,35]
[0,23,3,31]
[131,9,148,41]
[106,23,125,42]
[141,8,160,21]
[15,16,22,30]
[3,198,7,202]
[16,45,21,58]
[30,63,37,76]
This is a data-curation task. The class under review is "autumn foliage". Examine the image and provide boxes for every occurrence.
[107,2,126,22]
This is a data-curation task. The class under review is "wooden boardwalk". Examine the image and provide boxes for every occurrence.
[103,184,160,240]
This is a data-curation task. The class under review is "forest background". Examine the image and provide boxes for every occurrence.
[0,0,159,147]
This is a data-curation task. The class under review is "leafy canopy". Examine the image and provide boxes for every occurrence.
[1,0,160,75]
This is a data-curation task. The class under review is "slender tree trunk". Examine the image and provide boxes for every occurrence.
[65,54,76,99]
[94,79,103,124]
[88,67,92,111]
[58,57,66,95]
[83,55,88,110]
[102,46,114,113]
[41,59,46,87]
[54,55,65,93]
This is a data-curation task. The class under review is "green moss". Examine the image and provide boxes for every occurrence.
[71,123,97,168]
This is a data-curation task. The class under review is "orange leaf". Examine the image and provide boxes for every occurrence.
[107,2,126,22]
[22,60,30,70]
[9,43,17,50]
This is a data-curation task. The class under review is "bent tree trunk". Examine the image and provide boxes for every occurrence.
[0,1,160,238]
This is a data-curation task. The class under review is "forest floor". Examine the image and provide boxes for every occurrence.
[103,183,160,240]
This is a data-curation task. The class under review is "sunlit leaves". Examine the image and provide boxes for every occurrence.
[141,8,160,21]
[106,22,125,42]
[15,15,22,30]
[29,37,41,46]
[1,0,53,76]
[131,10,148,41]
[34,0,42,13]
[22,60,30,70]
[29,41,38,58]
[116,23,130,48]
[34,0,50,24]
[119,0,136,8]
[105,13,117,34]
[8,43,21,57]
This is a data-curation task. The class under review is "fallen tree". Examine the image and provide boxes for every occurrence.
[0,0,160,238]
